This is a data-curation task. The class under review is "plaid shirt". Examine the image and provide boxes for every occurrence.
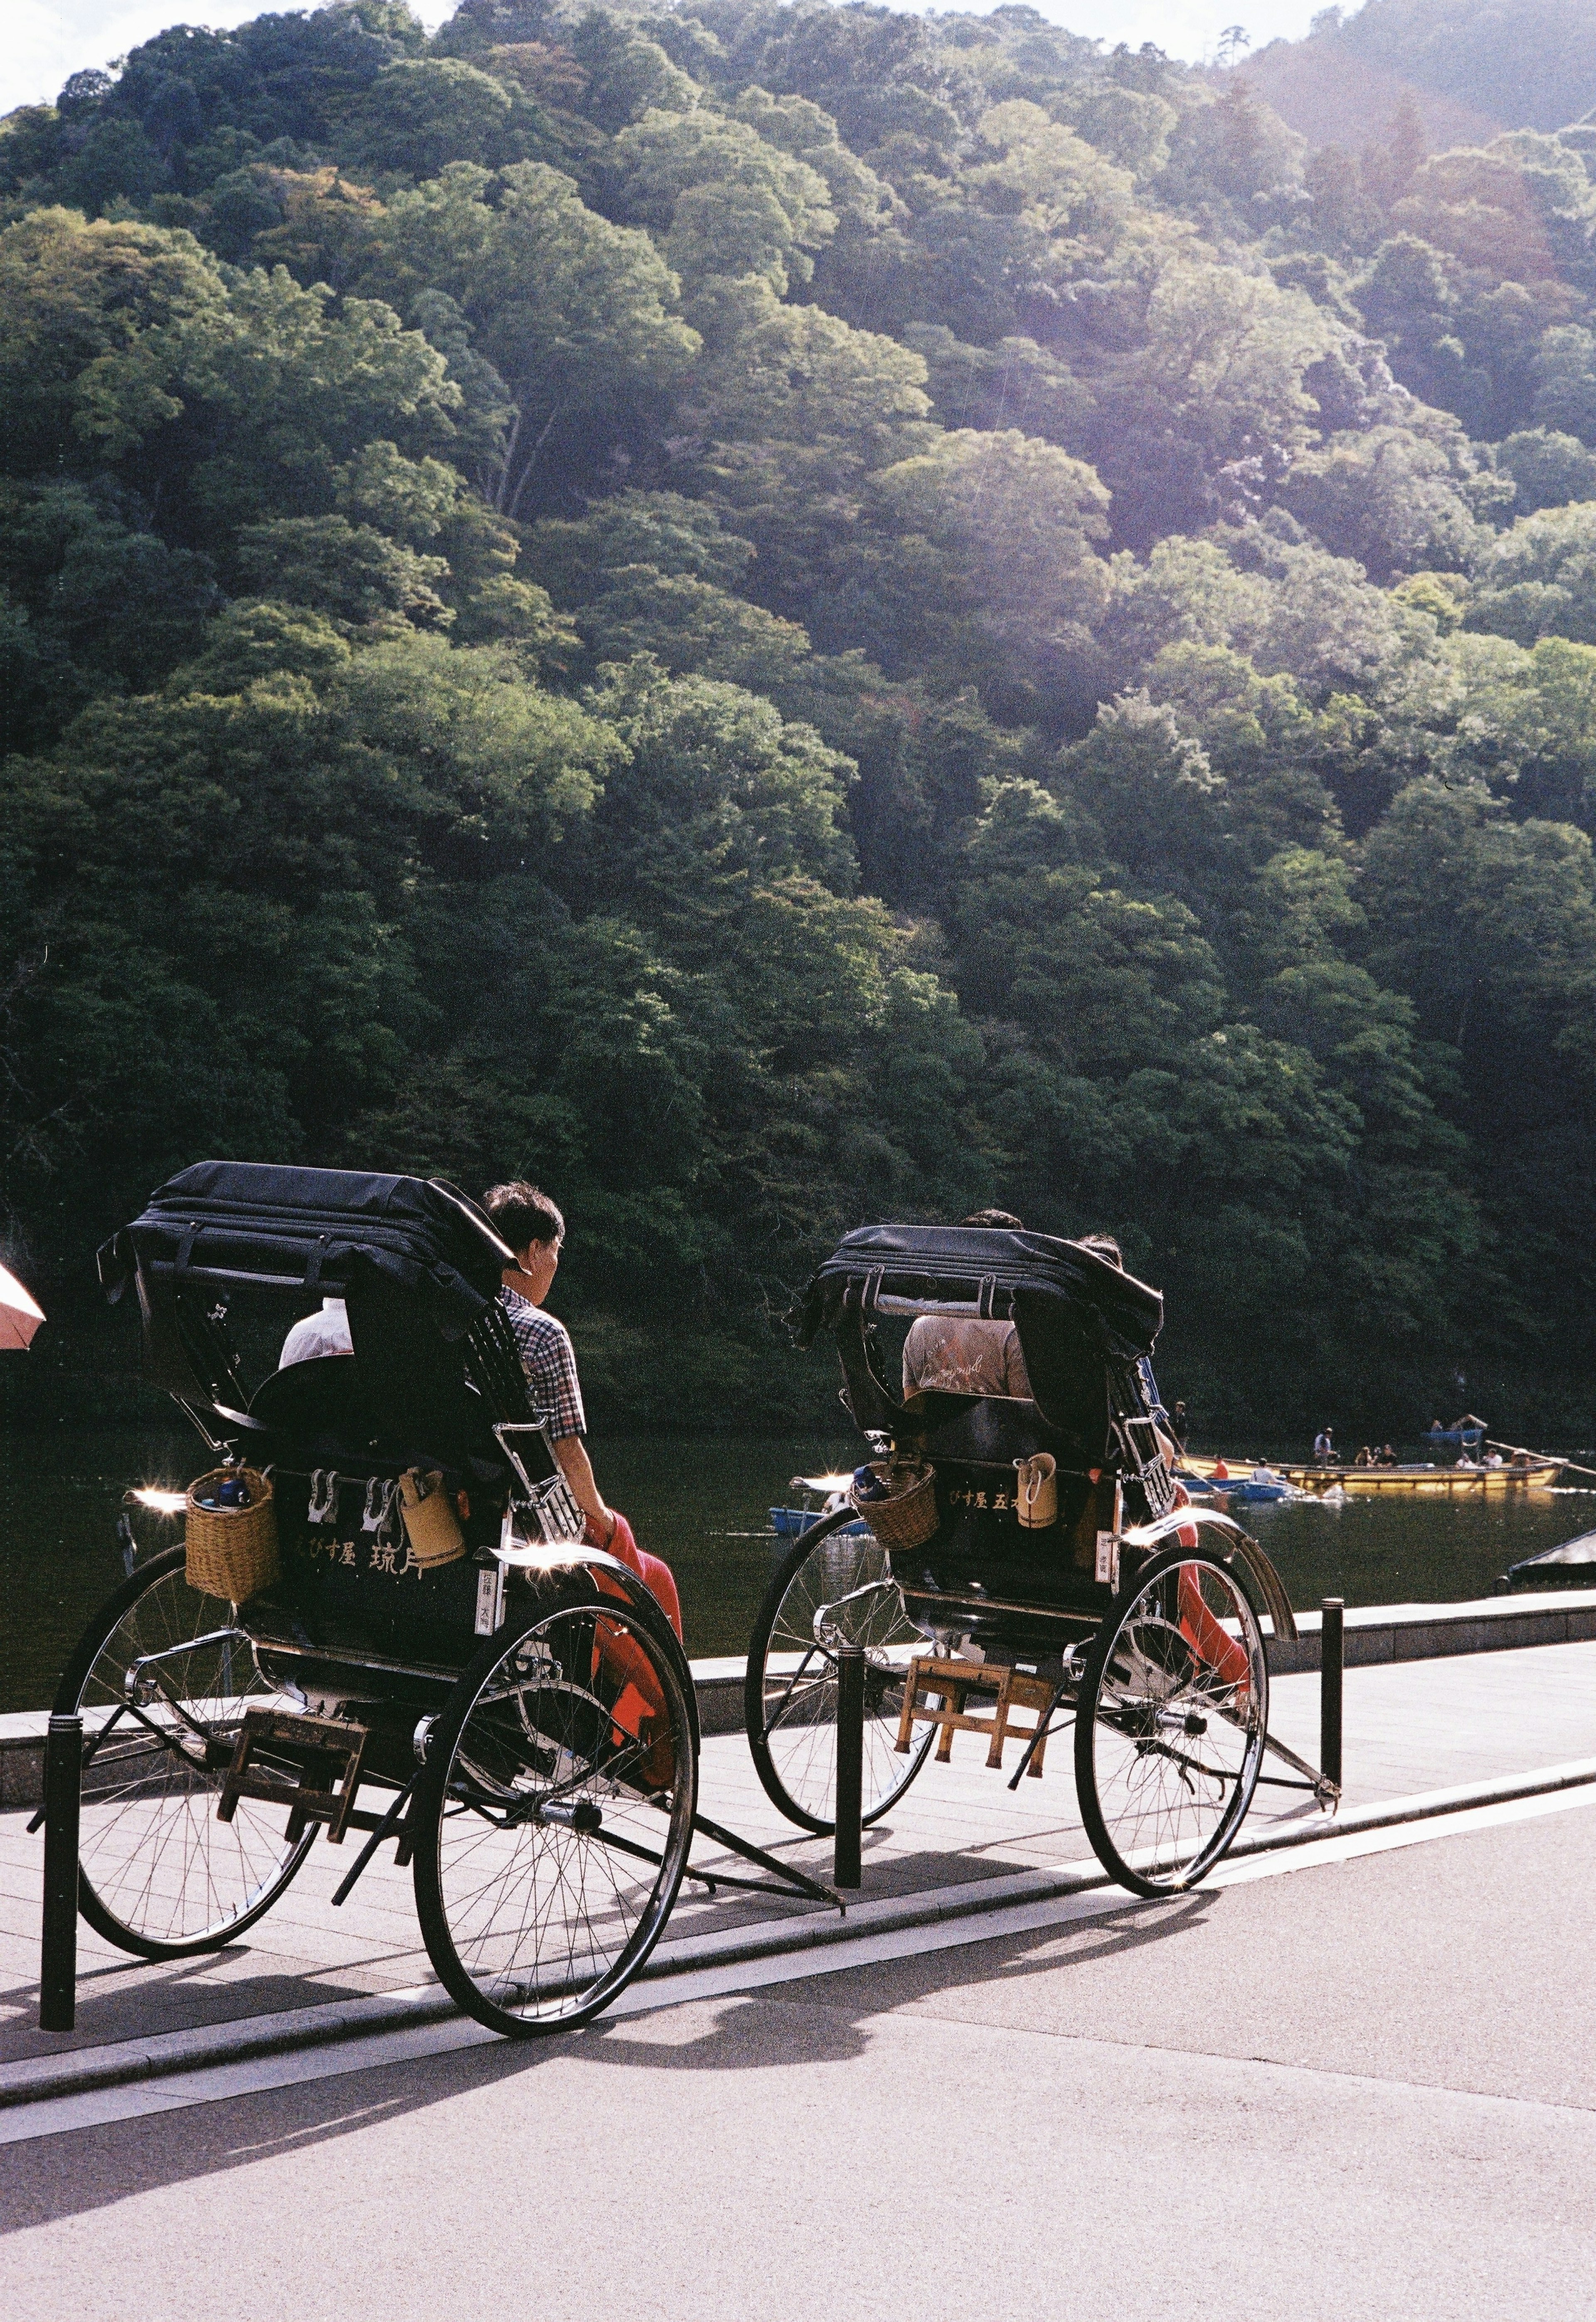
[498,1288,586,1441]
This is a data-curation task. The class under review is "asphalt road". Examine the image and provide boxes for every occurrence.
[5,1799,1596,2322]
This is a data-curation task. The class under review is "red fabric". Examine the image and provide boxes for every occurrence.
[586,1509,682,1786]
[589,1509,682,1642]
[1170,1482,1249,1694]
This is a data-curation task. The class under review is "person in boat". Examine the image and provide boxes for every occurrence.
[1354,1445,1373,1467]
[1171,1399,1189,1451]
[484,1180,681,1640]
[1378,1443,1398,1467]
[901,1208,1034,1401]
[1428,1418,1445,1439]
[1313,1427,1335,1466]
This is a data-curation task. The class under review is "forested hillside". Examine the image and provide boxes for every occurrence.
[2,0,1595,1436]
[1241,0,1596,153]
[1328,0,1596,135]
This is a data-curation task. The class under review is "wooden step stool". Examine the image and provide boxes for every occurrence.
[894,1655,1057,1777]
[217,1707,369,1843]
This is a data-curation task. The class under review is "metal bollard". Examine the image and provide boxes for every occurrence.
[1320,1597,1344,1800]
[38,1713,82,2032]
[832,1646,864,1890]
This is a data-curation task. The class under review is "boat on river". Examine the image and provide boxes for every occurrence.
[770,1503,870,1538]
[1182,1445,1559,1495]
[1204,1468,1295,1504]
[771,1472,870,1539]
[1287,1460,1559,1495]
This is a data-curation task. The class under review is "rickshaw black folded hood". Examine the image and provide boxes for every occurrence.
[793,1223,1163,1366]
[99,1160,512,1330]
[98,1163,520,1432]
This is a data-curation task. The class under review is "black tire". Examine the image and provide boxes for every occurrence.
[414,1578,697,2037]
[53,1544,316,1959]
[1075,1542,1268,1898]
[744,1509,934,1835]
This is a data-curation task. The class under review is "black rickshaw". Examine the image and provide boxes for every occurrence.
[744,1223,1319,1895]
[47,1179,1322,2050]
[48,1161,746,2039]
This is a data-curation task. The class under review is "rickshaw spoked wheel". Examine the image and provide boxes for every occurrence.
[744,1506,934,1836]
[52,1543,317,1959]
[412,1576,697,2037]
[1075,1541,1268,1898]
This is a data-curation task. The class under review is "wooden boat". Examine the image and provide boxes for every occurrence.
[1286,1461,1560,1495]
[771,1472,870,1539]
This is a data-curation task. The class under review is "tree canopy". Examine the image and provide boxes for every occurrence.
[4,0,1596,1437]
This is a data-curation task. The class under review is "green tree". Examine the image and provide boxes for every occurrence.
[1495,427,1596,515]
[366,161,698,515]
[1469,501,1596,645]
[341,58,517,177]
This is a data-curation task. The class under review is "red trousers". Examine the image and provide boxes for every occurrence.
[1170,1483,1250,1694]
[586,1509,682,1783]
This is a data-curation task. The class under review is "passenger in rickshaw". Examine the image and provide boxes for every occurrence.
[1074,1236,1249,1695]
[901,1209,1033,1401]
[279,1295,352,1365]
[1076,1235,1239,1696]
[483,1180,682,1647]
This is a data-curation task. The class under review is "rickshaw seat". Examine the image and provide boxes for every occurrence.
[248,1354,379,1451]
[906,1391,1058,1469]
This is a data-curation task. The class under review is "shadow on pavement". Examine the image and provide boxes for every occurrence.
[0,1882,1216,2235]
[0,1949,410,2065]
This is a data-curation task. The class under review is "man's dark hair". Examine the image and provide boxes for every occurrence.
[959,1208,1024,1229]
[483,1181,564,1253]
[1076,1231,1123,1267]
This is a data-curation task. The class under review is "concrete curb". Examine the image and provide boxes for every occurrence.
[8,1588,1596,1804]
[1263,1590,1596,1676]
[8,1752,1596,2113]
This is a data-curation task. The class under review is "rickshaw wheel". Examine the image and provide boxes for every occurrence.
[413,1579,696,2037]
[1076,1541,1268,1898]
[53,1544,317,1959]
[744,1508,933,1836]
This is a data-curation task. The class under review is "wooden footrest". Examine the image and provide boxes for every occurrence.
[895,1655,1057,1776]
[217,1707,369,1844]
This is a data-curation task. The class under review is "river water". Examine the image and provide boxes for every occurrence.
[3,1422,1593,1714]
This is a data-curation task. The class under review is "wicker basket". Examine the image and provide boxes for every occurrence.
[850,1460,939,1552]
[186,1467,280,1601]
[398,1467,466,1569]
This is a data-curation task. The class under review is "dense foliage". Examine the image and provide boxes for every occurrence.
[2,0,1595,1437]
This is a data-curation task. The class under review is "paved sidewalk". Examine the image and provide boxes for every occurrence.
[4,1637,1595,2071]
